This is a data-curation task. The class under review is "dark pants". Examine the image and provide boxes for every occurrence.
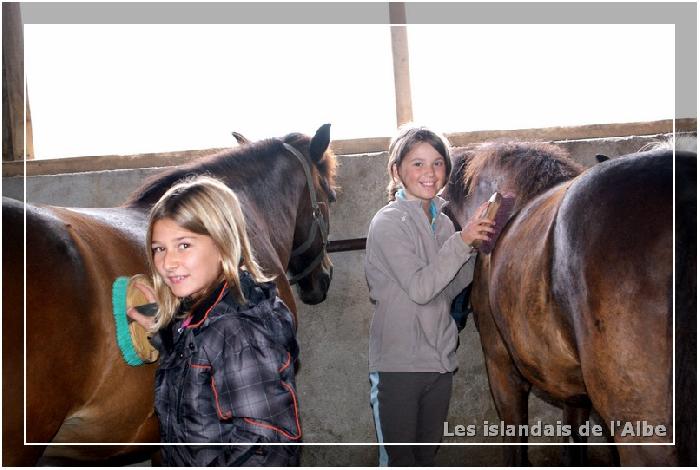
[369,371,453,466]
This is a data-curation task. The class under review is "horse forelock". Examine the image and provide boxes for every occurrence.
[464,141,583,202]
[445,147,477,195]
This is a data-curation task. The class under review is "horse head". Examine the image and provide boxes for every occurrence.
[283,124,337,305]
[456,141,583,226]
[441,146,477,230]
[124,125,337,306]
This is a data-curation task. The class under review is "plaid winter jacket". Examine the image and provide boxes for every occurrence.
[151,272,301,466]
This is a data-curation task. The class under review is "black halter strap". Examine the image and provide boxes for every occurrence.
[283,142,329,285]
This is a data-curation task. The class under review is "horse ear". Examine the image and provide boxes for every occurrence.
[231,131,250,145]
[309,124,331,163]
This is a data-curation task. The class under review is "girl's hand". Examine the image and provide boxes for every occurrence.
[126,282,158,331]
[460,201,496,248]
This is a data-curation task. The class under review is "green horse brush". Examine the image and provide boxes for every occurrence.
[112,275,159,366]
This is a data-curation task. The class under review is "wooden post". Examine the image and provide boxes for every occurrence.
[389,2,413,127]
[3,3,34,161]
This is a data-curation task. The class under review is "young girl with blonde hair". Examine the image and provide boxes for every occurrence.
[128,175,300,466]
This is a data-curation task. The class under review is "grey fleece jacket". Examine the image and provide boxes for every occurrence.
[364,196,476,373]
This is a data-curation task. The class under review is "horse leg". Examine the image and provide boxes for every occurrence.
[475,310,531,466]
[573,275,674,466]
[561,402,590,465]
[486,359,531,466]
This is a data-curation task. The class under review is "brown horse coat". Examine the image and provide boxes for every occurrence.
[3,125,336,465]
[444,142,692,466]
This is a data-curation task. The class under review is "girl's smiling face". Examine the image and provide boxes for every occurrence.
[394,141,448,206]
[151,218,223,298]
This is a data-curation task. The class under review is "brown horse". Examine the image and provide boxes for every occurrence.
[2,124,336,466]
[442,142,695,466]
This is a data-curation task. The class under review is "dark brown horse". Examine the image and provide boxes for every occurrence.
[2,125,336,466]
[442,142,695,466]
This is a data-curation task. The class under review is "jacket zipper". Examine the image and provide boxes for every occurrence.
[175,359,189,424]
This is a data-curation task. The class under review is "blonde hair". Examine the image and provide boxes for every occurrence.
[386,124,453,201]
[146,175,271,331]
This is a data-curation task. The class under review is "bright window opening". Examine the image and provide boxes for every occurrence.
[24,22,674,159]
[407,24,674,133]
[25,24,396,159]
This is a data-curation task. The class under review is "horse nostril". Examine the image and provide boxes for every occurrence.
[329,265,334,282]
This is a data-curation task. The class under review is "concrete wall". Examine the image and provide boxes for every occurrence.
[2,133,684,466]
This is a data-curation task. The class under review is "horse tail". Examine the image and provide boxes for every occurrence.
[2,199,91,462]
[674,151,696,465]
[21,204,158,454]
[22,203,96,446]
[2,198,48,465]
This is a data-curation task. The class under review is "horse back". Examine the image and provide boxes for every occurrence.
[552,150,674,437]
[486,183,587,401]
[22,204,159,456]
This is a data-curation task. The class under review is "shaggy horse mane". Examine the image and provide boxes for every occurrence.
[463,141,584,202]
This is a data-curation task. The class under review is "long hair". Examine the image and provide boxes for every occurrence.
[386,124,452,201]
[145,175,271,331]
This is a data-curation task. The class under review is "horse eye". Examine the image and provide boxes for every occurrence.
[320,180,336,203]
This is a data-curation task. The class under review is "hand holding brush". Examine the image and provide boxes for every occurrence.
[470,192,515,254]
[112,274,160,365]
[460,200,496,249]
[126,280,158,332]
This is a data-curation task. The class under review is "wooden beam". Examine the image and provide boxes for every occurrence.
[389,3,413,127]
[2,119,695,178]
[2,147,234,177]
[2,3,33,161]
[446,119,693,148]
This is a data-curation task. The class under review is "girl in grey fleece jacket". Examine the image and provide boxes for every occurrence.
[364,125,494,466]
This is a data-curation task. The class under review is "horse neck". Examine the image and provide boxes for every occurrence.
[241,156,311,268]
[122,150,309,267]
